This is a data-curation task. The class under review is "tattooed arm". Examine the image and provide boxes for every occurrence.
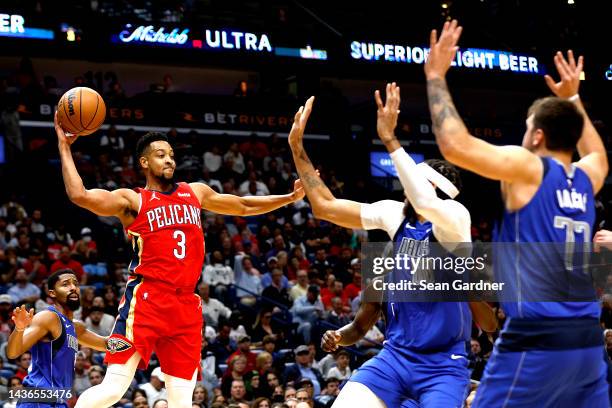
[424,20,541,184]
[287,97,364,229]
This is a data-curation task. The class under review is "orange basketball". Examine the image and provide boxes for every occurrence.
[57,87,106,136]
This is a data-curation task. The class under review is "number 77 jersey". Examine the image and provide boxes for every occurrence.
[493,157,597,319]
[127,182,205,290]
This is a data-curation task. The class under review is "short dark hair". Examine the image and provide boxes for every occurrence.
[135,132,169,160]
[527,97,584,152]
[47,269,77,291]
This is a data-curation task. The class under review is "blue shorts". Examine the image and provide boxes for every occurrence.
[350,344,470,408]
[473,318,608,408]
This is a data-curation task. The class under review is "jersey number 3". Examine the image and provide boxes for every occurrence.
[173,230,186,259]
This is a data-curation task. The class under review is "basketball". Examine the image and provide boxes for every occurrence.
[57,87,106,136]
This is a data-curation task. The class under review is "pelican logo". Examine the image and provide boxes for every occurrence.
[106,337,132,354]
[67,90,76,116]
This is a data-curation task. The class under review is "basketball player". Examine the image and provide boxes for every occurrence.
[7,269,107,407]
[425,20,609,406]
[287,90,496,407]
[54,114,307,408]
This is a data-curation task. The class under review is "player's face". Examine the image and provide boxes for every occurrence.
[144,141,176,181]
[51,274,81,311]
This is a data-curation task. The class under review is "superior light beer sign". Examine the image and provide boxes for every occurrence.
[350,41,542,74]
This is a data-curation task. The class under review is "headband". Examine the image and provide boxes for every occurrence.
[416,162,460,199]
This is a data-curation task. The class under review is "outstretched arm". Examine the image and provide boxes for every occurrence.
[56,112,136,218]
[74,321,108,352]
[375,82,470,241]
[190,182,302,216]
[544,51,609,193]
[424,21,541,184]
[288,97,364,229]
[7,306,52,359]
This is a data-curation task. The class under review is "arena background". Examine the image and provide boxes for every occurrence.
[0,1,610,407]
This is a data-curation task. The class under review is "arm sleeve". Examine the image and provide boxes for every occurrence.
[390,148,471,242]
[360,200,406,238]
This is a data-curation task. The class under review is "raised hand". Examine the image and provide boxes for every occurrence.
[544,50,584,99]
[424,19,463,80]
[12,305,34,331]
[55,111,79,146]
[288,96,315,151]
[321,329,342,352]
[374,82,401,143]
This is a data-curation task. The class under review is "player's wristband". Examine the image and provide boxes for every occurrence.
[15,327,26,332]
[568,94,580,102]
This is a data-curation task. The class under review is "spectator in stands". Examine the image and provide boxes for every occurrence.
[303,223,331,257]
[223,354,248,396]
[291,285,324,344]
[325,297,351,328]
[314,377,340,407]
[261,257,286,289]
[239,172,270,197]
[255,352,273,376]
[227,336,257,373]
[140,367,167,407]
[252,397,272,408]
[99,125,125,154]
[235,256,262,307]
[88,365,104,387]
[228,379,249,405]
[9,232,31,260]
[192,384,208,407]
[468,339,486,381]
[132,393,149,408]
[199,168,223,192]
[261,268,292,309]
[50,247,86,284]
[14,352,31,381]
[0,294,13,342]
[343,270,361,301]
[4,376,23,408]
[199,282,232,329]
[295,385,313,405]
[325,350,351,381]
[224,142,246,174]
[203,250,234,302]
[84,306,114,336]
[204,145,223,173]
[73,351,91,395]
[23,249,48,285]
[82,250,107,290]
[283,346,323,396]
[210,321,238,363]
[239,134,269,161]
[320,281,348,311]
[152,399,168,408]
[310,248,331,280]
[290,270,309,302]
[8,268,39,305]
[251,308,280,346]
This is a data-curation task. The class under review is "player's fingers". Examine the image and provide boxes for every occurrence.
[544,75,556,90]
[553,54,571,80]
[301,96,314,123]
[430,29,437,49]
[374,90,384,110]
[567,50,576,69]
[453,26,463,44]
[576,55,584,75]
[556,52,573,78]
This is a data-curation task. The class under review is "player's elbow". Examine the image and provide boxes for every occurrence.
[6,348,19,360]
[311,200,334,221]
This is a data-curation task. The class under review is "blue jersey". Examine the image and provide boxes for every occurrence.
[494,157,598,319]
[384,218,471,352]
[22,306,78,394]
